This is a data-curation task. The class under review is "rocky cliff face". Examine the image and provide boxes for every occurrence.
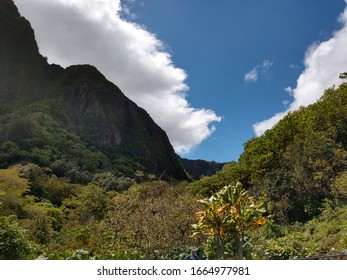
[0,0,47,72]
[0,0,188,180]
[0,0,50,114]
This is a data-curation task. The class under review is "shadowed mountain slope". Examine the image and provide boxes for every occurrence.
[0,0,188,181]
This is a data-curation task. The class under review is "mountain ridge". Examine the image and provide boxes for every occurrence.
[0,0,188,181]
[179,157,226,180]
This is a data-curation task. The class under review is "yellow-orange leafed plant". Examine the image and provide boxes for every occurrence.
[192,182,266,259]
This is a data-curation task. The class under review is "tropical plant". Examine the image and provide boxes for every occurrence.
[192,182,266,259]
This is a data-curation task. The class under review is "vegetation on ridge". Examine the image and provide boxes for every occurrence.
[1,0,346,260]
[1,77,347,260]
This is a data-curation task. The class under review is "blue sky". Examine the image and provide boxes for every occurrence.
[123,0,347,162]
[16,0,347,162]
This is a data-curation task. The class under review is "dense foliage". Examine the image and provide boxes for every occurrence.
[0,166,200,260]
[1,0,346,260]
[1,75,347,260]
[190,76,347,225]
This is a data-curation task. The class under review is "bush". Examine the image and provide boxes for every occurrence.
[0,215,37,259]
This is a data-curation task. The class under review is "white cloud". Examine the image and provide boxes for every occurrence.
[282,100,290,106]
[284,86,294,95]
[120,0,140,20]
[244,60,273,82]
[253,4,347,136]
[244,67,259,82]
[14,0,221,154]
[262,60,273,68]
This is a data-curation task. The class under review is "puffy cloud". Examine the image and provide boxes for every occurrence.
[253,4,347,136]
[262,60,274,68]
[284,86,294,95]
[244,60,273,82]
[244,68,259,82]
[14,0,221,154]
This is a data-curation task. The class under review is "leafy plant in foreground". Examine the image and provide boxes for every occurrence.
[192,182,266,259]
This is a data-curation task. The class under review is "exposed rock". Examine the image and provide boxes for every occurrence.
[0,0,188,180]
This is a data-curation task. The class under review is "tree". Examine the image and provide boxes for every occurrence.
[332,171,347,205]
[0,168,34,218]
[339,72,347,80]
[192,182,266,259]
[62,183,108,224]
[90,181,199,259]
[0,215,36,259]
[93,172,134,192]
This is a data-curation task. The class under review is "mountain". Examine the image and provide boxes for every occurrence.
[0,0,188,181]
[179,157,226,180]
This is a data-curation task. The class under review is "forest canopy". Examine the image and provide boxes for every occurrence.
[1,75,347,260]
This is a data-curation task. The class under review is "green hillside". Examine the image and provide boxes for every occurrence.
[0,0,346,260]
[191,75,347,224]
